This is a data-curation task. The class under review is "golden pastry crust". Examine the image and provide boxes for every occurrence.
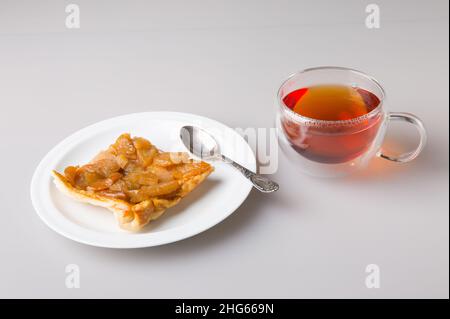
[52,134,213,232]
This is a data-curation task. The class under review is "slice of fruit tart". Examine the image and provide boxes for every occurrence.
[52,133,213,231]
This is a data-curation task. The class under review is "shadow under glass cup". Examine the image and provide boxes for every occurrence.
[276,67,427,177]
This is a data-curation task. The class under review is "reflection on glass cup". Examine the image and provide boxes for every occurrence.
[276,67,427,177]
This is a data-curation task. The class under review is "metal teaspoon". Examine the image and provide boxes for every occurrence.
[180,126,279,193]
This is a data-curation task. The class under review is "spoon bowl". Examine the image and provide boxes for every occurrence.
[180,126,220,160]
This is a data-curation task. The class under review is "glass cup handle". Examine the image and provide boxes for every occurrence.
[377,112,427,163]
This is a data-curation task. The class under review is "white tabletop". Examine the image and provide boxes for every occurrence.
[0,0,448,298]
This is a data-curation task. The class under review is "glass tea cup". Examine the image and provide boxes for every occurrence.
[276,67,427,177]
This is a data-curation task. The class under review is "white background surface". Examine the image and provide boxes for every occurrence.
[0,0,448,298]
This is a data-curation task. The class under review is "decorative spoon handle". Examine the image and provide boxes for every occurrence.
[221,155,279,193]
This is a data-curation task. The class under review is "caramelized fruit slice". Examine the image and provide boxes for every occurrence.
[111,133,137,160]
[128,180,180,203]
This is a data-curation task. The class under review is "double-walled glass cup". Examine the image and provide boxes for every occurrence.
[276,67,427,177]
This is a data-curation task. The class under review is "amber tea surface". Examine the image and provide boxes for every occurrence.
[283,84,380,120]
[281,85,383,164]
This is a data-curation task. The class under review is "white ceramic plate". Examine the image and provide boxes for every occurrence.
[30,112,255,248]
